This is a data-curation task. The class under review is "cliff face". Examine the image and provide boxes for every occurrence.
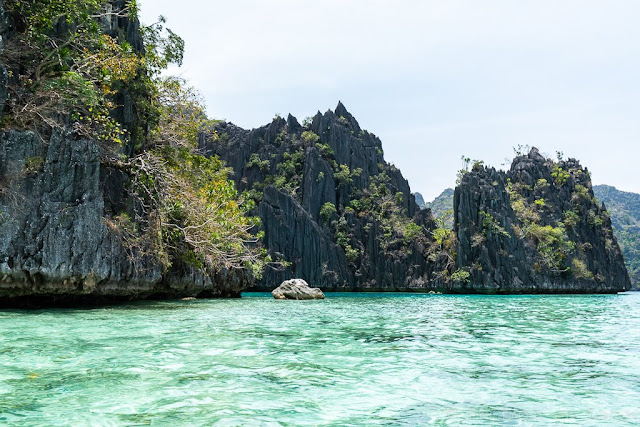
[0,2,631,300]
[0,0,10,116]
[200,103,443,291]
[0,129,250,306]
[453,148,631,293]
[593,185,640,290]
[0,1,250,306]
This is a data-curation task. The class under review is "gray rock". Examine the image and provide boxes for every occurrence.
[0,0,9,118]
[272,279,325,300]
[200,103,439,292]
[0,128,250,306]
[453,147,631,293]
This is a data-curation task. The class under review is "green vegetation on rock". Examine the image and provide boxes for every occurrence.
[1,0,268,277]
[424,188,454,229]
[593,185,640,290]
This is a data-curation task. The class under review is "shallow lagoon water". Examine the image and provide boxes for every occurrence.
[1,292,639,426]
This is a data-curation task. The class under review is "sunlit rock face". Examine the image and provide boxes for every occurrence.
[272,279,325,300]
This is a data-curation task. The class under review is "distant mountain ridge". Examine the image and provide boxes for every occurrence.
[414,192,427,210]
[593,185,640,290]
[425,188,454,229]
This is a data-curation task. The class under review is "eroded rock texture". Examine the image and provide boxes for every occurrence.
[453,148,631,293]
[0,129,250,306]
[272,278,325,300]
[0,1,250,306]
[200,103,441,291]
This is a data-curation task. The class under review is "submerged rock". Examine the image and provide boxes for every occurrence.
[272,279,325,300]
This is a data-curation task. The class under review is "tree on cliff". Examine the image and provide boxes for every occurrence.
[1,0,269,277]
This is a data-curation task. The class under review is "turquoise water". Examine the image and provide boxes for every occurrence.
[1,293,640,426]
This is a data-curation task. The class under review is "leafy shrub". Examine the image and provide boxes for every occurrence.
[572,258,594,280]
[563,210,580,228]
[334,164,352,186]
[587,210,604,228]
[316,143,334,157]
[301,131,320,144]
[2,1,148,144]
[451,269,471,283]
[573,184,590,201]
[247,154,270,172]
[551,165,570,186]
[527,224,575,273]
[320,202,337,224]
[534,178,549,192]
[479,211,510,238]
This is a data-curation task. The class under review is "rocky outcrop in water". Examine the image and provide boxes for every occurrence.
[272,279,325,300]
[0,1,251,307]
[200,103,443,291]
[0,128,250,307]
[0,2,631,301]
[202,109,631,294]
[453,148,631,293]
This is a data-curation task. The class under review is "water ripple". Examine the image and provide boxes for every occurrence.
[1,293,639,425]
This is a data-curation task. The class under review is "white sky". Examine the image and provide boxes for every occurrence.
[139,0,640,201]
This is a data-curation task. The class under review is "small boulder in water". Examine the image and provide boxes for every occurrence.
[272,279,325,300]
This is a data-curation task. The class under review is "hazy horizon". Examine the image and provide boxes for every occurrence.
[139,1,640,201]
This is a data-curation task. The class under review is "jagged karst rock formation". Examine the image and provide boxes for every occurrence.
[453,148,631,293]
[201,107,630,294]
[0,1,632,303]
[200,103,444,291]
[0,129,251,305]
[0,1,251,306]
[0,1,8,114]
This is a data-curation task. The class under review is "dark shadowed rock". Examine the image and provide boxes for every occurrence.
[200,102,442,292]
[272,279,325,300]
[0,1,251,306]
[453,148,631,293]
[0,129,248,307]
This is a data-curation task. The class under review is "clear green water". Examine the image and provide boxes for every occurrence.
[1,293,640,426]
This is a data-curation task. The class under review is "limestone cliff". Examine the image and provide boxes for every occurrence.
[453,148,631,293]
[0,1,250,306]
[0,1,631,302]
[200,103,443,291]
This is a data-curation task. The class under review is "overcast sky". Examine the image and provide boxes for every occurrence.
[139,1,640,201]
